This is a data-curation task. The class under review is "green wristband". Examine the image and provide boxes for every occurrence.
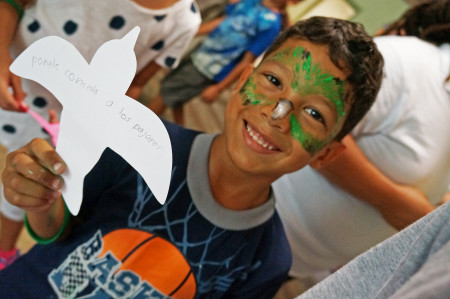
[24,201,70,245]
[2,0,24,20]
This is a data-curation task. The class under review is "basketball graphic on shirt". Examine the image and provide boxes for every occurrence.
[100,229,196,298]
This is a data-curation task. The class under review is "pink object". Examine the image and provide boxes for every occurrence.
[18,102,60,146]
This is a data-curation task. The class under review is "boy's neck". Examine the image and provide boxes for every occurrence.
[208,135,274,211]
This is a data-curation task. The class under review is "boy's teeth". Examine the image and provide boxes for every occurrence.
[246,124,276,151]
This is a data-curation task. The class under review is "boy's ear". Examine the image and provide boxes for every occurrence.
[234,64,254,91]
[309,141,346,170]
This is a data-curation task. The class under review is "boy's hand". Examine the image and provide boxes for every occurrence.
[0,51,27,111]
[2,138,66,213]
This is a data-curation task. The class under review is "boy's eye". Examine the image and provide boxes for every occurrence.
[305,107,324,124]
[265,74,281,88]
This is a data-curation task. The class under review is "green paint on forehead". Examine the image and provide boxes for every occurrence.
[272,46,346,118]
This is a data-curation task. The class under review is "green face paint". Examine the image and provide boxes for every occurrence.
[239,45,347,155]
[240,76,273,106]
[272,46,346,119]
[290,114,328,154]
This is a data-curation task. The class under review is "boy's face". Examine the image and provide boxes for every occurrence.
[224,38,350,177]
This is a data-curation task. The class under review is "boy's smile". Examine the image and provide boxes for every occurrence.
[222,38,349,177]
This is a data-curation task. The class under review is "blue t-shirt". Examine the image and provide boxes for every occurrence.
[0,121,291,298]
[191,0,282,82]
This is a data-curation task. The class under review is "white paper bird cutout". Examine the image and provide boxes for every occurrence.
[10,27,173,215]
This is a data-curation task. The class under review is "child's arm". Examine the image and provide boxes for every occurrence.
[126,61,162,100]
[196,0,240,36]
[200,51,255,103]
[2,138,68,241]
[196,15,226,36]
[318,135,434,230]
[0,0,27,111]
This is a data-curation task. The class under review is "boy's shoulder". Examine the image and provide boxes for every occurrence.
[163,119,202,144]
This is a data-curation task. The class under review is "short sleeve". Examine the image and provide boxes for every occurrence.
[247,12,282,57]
[153,2,202,69]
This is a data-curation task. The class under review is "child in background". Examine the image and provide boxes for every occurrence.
[148,0,299,125]
[0,17,383,297]
[0,0,201,270]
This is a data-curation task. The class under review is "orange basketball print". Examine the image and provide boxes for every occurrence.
[100,228,196,298]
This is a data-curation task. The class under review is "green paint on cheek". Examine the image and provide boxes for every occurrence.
[290,114,326,155]
[240,76,273,106]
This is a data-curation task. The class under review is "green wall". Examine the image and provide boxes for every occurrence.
[348,0,409,35]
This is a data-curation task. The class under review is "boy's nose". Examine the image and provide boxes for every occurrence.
[271,99,293,120]
[263,98,294,133]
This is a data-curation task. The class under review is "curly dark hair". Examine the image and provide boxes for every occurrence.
[262,16,384,141]
[382,0,450,45]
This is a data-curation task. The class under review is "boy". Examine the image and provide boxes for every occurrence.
[0,17,383,298]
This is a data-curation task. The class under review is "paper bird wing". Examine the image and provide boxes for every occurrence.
[9,36,91,105]
[89,26,139,96]
[104,94,173,205]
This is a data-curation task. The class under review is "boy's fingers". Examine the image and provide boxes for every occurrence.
[3,141,63,211]
[4,139,65,205]
[7,149,64,192]
[24,138,66,175]
[4,173,61,211]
